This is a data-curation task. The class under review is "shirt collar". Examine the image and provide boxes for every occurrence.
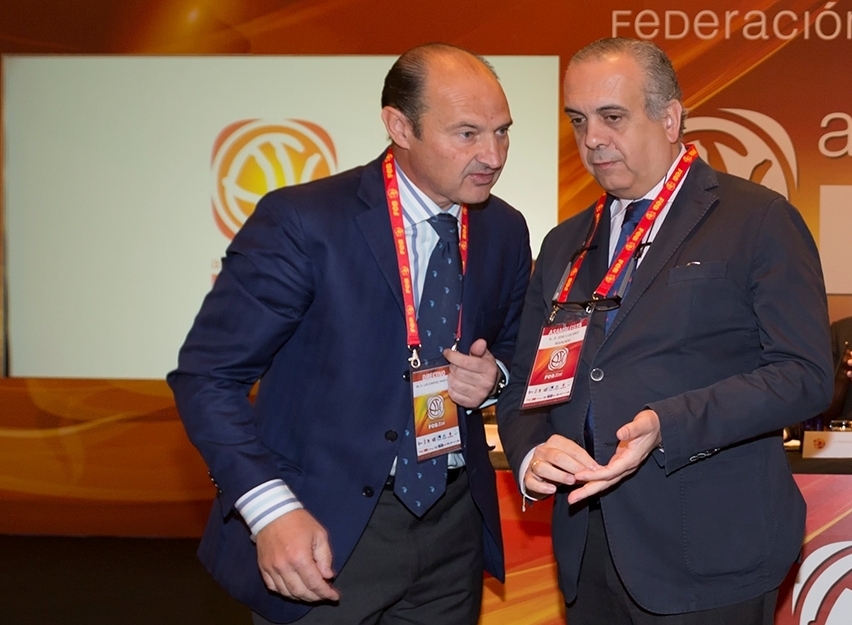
[610,144,687,219]
[395,164,462,225]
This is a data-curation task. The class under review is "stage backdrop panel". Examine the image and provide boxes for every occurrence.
[3,54,558,379]
[819,185,852,295]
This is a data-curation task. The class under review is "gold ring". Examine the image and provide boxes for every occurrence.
[531,459,541,473]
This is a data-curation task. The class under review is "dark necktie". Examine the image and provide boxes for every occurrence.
[586,199,651,456]
[604,199,651,332]
[394,212,463,516]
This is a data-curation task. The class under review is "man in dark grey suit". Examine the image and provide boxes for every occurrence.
[497,37,833,625]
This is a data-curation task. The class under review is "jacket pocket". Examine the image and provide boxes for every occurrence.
[680,444,770,576]
[667,260,727,284]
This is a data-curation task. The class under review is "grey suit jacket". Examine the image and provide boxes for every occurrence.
[498,157,833,613]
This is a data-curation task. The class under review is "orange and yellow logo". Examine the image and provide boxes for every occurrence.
[211,119,337,239]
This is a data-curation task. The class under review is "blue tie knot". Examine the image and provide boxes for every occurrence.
[623,198,652,230]
[428,213,459,243]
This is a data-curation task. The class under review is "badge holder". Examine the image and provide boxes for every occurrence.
[409,355,462,461]
[521,307,591,409]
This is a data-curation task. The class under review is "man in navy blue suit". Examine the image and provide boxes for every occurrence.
[498,37,833,624]
[168,43,531,624]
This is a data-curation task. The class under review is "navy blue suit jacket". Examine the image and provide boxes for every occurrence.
[498,158,833,613]
[168,151,531,622]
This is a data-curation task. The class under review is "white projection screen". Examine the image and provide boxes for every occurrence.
[3,55,559,379]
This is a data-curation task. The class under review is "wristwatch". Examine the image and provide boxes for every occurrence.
[490,368,508,399]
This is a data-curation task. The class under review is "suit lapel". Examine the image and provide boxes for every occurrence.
[606,158,720,335]
[355,151,406,316]
[541,206,608,307]
[536,202,611,368]
[587,199,615,348]
[460,206,484,351]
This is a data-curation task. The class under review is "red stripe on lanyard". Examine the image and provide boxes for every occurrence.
[382,150,468,367]
[554,144,699,306]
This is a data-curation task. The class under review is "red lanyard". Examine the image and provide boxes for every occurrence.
[382,150,468,368]
[554,144,699,305]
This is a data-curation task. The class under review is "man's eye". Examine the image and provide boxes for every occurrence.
[569,117,585,127]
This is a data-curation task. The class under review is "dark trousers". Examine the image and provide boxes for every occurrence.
[567,507,778,625]
[253,470,483,625]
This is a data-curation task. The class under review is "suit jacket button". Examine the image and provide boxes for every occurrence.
[590,368,604,382]
[385,430,398,442]
[362,486,375,498]
[402,370,411,382]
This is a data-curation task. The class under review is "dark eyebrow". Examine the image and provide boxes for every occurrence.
[563,105,630,116]
[449,119,513,131]
[450,122,480,130]
[597,105,629,115]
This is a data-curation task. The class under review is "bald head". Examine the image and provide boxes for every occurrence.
[379,43,511,209]
[382,43,498,138]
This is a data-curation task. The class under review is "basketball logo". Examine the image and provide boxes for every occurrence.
[548,348,569,371]
[793,541,852,624]
[685,109,797,199]
[211,119,337,239]
[427,396,445,419]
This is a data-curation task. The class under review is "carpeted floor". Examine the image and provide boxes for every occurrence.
[0,535,251,624]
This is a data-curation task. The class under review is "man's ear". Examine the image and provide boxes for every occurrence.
[663,100,683,142]
[381,106,414,149]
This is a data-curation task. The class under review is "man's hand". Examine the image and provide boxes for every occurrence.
[256,509,340,603]
[444,338,500,408]
[524,435,600,498]
[569,409,662,505]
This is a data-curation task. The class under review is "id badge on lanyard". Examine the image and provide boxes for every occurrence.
[383,151,466,461]
[410,359,462,461]
[521,312,590,409]
[520,145,698,410]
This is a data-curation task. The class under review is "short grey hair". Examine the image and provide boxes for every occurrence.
[571,37,688,137]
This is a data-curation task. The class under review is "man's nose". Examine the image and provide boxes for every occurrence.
[478,134,506,169]
[584,118,609,150]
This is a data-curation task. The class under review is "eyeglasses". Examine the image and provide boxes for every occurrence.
[551,296,622,315]
[556,297,621,312]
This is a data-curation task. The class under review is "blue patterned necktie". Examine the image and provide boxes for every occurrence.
[604,199,651,332]
[586,199,652,457]
[394,212,463,516]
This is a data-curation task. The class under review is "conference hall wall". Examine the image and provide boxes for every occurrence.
[1,1,850,623]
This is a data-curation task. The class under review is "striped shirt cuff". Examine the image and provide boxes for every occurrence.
[235,479,303,539]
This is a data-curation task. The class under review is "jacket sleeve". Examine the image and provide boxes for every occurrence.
[650,196,834,473]
[167,193,313,513]
[488,212,533,369]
